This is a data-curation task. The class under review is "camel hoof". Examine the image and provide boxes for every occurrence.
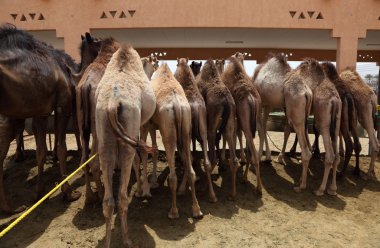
[313,189,325,196]
[327,188,337,196]
[293,186,305,193]
[168,208,179,219]
[141,191,152,198]
[63,190,81,202]
[192,205,203,219]
[256,188,263,197]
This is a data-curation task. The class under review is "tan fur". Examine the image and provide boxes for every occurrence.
[95,44,156,248]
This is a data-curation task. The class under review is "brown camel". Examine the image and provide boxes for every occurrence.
[215,59,225,74]
[340,68,379,178]
[95,45,156,248]
[0,25,81,214]
[139,63,203,219]
[76,37,120,204]
[253,53,292,162]
[174,57,217,202]
[221,55,263,194]
[196,59,239,199]
[141,55,158,79]
[190,61,202,76]
[283,59,341,195]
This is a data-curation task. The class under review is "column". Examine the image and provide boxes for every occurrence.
[336,36,359,73]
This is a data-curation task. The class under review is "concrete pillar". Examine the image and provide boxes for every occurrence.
[336,36,359,73]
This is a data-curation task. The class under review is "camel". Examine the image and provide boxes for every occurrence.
[0,24,82,213]
[221,55,262,194]
[253,53,292,162]
[282,58,341,195]
[174,57,217,202]
[196,59,239,199]
[95,45,156,248]
[138,63,203,220]
[340,68,379,178]
[190,61,202,76]
[215,59,225,74]
[76,37,120,204]
[141,55,159,79]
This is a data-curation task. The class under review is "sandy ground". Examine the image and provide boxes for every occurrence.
[1,132,380,248]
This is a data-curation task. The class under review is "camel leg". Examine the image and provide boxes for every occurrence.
[361,116,379,178]
[277,122,292,164]
[225,113,239,200]
[199,108,217,203]
[328,122,340,196]
[238,104,262,195]
[90,132,103,201]
[140,126,151,197]
[293,122,312,192]
[32,117,48,199]
[0,117,26,213]
[338,101,354,177]
[351,127,362,176]
[289,135,298,156]
[99,144,116,248]
[150,129,159,189]
[14,120,25,162]
[56,107,81,201]
[220,136,227,166]
[339,134,345,157]
[259,106,271,161]
[312,125,321,158]
[118,144,135,248]
[237,129,246,164]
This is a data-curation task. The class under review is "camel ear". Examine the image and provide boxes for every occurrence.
[81,35,84,40]
[200,62,202,66]
[186,57,189,63]
[177,58,180,66]
[149,56,153,63]
[191,61,195,65]
[85,32,92,42]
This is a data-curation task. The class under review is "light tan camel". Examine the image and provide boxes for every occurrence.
[283,59,341,195]
[76,38,120,204]
[221,55,263,194]
[340,68,379,178]
[174,57,217,202]
[140,63,203,219]
[253,54,292,162]
[95,45,156,248]
[197,59,239,199]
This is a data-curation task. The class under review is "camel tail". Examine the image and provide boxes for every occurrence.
[248,94,258,138]
[216,99,231,144]
[193,104,201,143]
[344,93,356,131]
[107,86,156,154]
[305,92,313,133]
[329,99,339,141]
[172,92,184,150]
[81,84,91,130]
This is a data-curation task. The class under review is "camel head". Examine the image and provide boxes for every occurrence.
[190,61,202,76]
[78,32,102,73]
[232,52,245,64]
[177,57,189,66]
[141,55,159,79]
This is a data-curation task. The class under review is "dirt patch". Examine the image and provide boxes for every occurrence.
[1,133,380,247]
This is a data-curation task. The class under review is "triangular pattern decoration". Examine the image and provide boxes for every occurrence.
[289,11,296,18]
[307,11,315,18]
[316,12,324,19]
[20,14,27,21]
[10,14,18,20]
[128,10,136,17]
[298,12,305,19]
[29,13,36,20]
[38,13,45,20]
[119,11,127,18]
[100,11,107,19]
[109,11,117,18]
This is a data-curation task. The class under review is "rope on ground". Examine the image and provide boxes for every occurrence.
[266,132,282,152]
[0,153,98,238]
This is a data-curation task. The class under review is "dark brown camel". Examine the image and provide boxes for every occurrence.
[0,24,81,213]
[190,61,202,77]
[174,57,217,202]
[221,55,263,194]
[76,37,120,204]
[196,59,239,199]
[340,68,379,178]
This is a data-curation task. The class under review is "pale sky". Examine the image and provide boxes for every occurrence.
[161,60,379,79]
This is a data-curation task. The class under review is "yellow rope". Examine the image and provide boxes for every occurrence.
[0,153,98,238]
